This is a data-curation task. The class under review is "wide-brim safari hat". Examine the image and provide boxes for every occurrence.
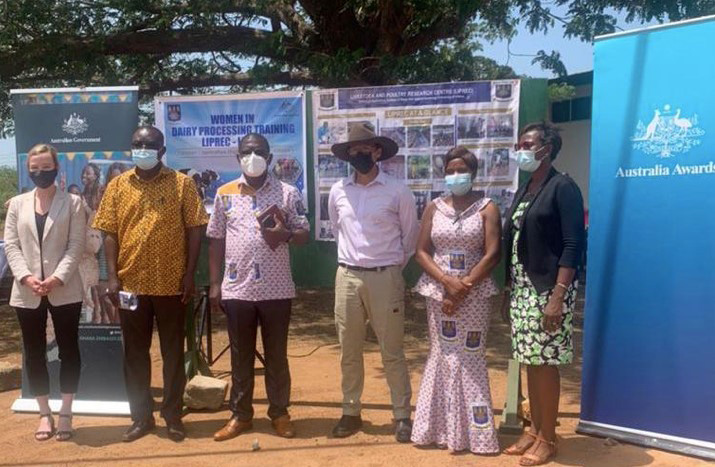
[331,122,399,162]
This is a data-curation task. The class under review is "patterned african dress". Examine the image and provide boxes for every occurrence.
[509,197,577,366]
[411,196,500,454]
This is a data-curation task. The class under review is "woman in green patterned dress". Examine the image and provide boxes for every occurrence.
[501,122,585,466]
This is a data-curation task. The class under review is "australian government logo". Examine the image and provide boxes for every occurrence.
[617,104,709,178]
[51,112,100,144]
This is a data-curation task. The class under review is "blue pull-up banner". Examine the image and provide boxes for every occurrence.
[579,16,715,459]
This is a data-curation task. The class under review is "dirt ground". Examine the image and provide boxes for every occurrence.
[0,289,711,467]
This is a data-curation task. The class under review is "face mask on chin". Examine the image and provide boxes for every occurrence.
[349,151,376,174]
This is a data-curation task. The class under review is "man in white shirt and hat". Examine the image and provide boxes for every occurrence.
[327,122,419,442]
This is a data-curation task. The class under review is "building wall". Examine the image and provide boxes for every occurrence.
[554,119,591,207]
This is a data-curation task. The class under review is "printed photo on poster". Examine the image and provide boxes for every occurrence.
[414,190,430,220]
[407,155,431,180]
[317,120,346,145]
[319,154,349,179]
[487,114,514,138]
[432,125,455,147]
[381,127,406,147]
[432,154,446,179]
[407,126,431,148]
[380,154,405,180]
[273,158,303,185]
[486,188,516,221]
[319,192,331,221]
[458,116,486,140]
[348,120,375,134]
[487,148,510,177]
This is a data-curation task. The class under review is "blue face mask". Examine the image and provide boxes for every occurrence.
[132,148,160,170]
[445,173,473,196]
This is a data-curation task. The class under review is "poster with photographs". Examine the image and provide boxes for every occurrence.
[312,80,520,240]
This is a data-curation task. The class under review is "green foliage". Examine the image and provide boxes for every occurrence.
[0,167,18,224]
[0,0,713,135]
[548,83,577,102]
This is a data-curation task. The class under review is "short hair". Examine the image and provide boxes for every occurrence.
[520,121,562,161]
[27,144,59,169]
[444,146,479,177]
[239,133,269,150]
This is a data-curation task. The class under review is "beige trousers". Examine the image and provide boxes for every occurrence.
[334,265,412,420]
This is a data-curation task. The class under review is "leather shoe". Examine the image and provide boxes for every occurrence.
[395,418,412,443]
[213,417,253,442]
[331,415,362,438]
[272,414,295,438]
[122,418,156,442]
[166,418,186,442]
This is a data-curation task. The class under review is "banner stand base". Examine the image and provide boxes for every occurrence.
[12,398,130,416]
[577,420,715,461]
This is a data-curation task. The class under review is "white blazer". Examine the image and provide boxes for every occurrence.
[4,189,85,308]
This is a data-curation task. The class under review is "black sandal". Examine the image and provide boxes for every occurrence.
[56,414,73,442]
[35,413,55,441]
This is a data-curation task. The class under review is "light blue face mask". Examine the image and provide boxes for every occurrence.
[131,148,160,170]
[445,173,473,196]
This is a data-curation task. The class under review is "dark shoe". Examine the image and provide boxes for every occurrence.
[271,414,295,438]
[122,418,156,442]
[166,418,186,442]
[331,415,362,438]
[395,418,412,443]
[213,417,253,442]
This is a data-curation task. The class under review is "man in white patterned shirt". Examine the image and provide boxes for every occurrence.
[207,133,309,441]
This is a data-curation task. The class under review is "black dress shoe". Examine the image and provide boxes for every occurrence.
[166,418,186,442]
[331,415,362,438]
[395,418,412,443]
[122,418,156,442]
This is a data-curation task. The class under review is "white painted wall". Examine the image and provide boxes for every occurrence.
[553,119,591,207]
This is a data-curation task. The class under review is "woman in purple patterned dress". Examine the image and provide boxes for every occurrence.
[411,146,502,454]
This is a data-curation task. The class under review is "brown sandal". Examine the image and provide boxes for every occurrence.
[503,430,537,455]
[519,435,558,466]
[56,414,73,442]
[35,413,55,441]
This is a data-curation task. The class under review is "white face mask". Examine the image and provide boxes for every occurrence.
[131,148,160,171]
[515,149,542,173]
[240,152,267,177]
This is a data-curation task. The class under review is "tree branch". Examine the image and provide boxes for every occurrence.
[0,26,304,80]
[141,70,316,96]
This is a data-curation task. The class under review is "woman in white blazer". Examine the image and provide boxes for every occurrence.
[4,144,85,441]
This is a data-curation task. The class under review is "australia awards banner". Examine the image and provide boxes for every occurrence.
[155,92,307,212]
[10,86,138,414]
[312,80,520,241]
[580,17,715,458]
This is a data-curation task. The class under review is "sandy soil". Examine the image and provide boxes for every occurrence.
[0,289,711,467]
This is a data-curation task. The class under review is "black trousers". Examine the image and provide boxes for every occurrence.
[119,295,185,422]
[15,298,82,396]
[223,299,292,421]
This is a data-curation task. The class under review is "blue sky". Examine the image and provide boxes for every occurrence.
[0,6,656,168]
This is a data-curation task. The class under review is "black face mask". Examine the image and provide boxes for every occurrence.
[29,169,58,189]
[349,152,376,174]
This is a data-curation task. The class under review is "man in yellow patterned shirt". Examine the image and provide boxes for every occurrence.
[93,126,208,443]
